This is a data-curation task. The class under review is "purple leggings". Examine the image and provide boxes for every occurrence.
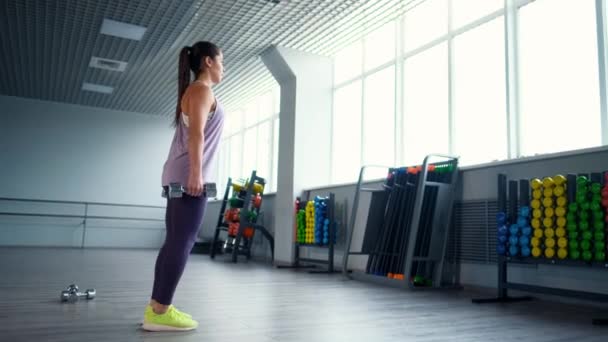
[151,192,207,305]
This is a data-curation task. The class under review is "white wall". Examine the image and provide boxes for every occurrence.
[0,95,173,247]
[262,45,333,265]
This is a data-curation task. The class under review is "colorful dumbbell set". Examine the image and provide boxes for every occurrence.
[497,172,608,263]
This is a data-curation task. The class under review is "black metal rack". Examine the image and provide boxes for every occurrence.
[472,173,608,325]
[342,154,460,289]
[210,170,274,263]
[278,192,338,273]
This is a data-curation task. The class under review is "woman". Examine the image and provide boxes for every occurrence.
[143,41,224,332]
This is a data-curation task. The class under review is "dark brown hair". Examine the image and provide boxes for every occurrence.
[175,41,221,126]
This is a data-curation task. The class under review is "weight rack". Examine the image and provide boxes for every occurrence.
[342,154,460,290]
[277,192,338,274]
[472,173,608,325]
[210,170,274,263]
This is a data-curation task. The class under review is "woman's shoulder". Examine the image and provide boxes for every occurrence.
[181,82,214,109]
[186,81,213,98]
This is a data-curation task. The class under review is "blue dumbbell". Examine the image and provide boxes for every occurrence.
[517,216,527,227]
[509,224,520,236]
[498,225,508,236]
[497,244,507,256]
[496,212,507,224]
[520,206,530,218]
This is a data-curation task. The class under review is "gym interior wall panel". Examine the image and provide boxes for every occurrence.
[0,95,172,206]
[199,200,222,240]
[84,224,165,249]
[0,95,173,248]
[0,216,83,247]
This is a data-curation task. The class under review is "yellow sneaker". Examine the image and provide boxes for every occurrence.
[170,305,192,319]
[142,305,198,332]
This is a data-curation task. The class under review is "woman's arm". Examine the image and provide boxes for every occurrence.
[184,84,214,196]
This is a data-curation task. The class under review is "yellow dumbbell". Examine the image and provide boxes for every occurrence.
[544,228,555,238]
[543,217,553,228]
[557,248,568,259]
[545,237,556,248]
[532,247,542,258]
[544,248,556,259]
[554,174,566,186]
[531,178,542,190]
[557,237,568,248]
[543,177,555,188]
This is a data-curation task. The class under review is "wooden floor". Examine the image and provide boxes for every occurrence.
[0,248,606,342]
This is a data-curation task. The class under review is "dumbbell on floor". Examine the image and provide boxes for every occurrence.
[60,284,96,302]
[162,182,217,198]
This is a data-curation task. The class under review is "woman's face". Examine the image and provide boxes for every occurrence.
[204,52,224,84]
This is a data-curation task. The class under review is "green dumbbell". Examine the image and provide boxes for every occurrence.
[569,240,579,250]
[583,250,593,262]
[595,241,605,251]
[595,231,605,242]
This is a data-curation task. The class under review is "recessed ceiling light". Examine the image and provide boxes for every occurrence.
[82,82,114,94]
[89,56,128,72]
[100,18,147,41]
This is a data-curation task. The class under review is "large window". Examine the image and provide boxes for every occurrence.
[364,66,395,168]
[403,0,448,53]
[403,43,449,166]
[451,0,503,30]
[229,135,242,183]
[452,17,507,165]
[519,0,602,156]
[364,21,396,71]
[330,0,607,185]
[332,81,362,184]
[216,88,280,194]
[334,41,363,85]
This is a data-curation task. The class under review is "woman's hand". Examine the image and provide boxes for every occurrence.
[186,170,204,197]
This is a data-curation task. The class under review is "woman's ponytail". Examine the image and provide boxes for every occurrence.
[175,46,191,126]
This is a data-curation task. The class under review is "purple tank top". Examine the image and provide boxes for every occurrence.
[161,97,225,186]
